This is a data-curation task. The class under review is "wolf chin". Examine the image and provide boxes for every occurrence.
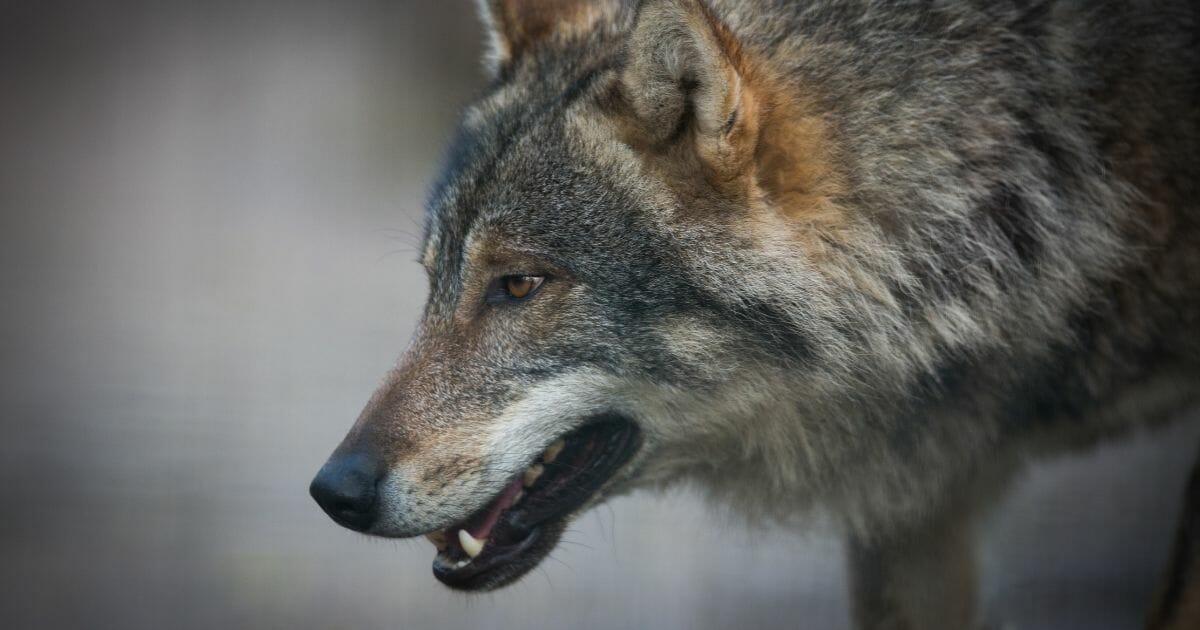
[311,1,1200,627]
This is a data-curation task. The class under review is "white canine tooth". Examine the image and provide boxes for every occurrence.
[543,439,565,464]
[458,529,485,559]
[425,531,448,550]
[513,489,525,503]
[523,463,545,487]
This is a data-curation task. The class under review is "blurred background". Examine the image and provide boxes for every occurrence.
[1,2,1197,628]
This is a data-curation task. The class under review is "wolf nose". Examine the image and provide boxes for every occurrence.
[309,453,380,532]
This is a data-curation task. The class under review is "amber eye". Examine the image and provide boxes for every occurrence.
[503,275,544,300]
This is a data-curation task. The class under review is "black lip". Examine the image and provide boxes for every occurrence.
[432,526,551,589]
[431,416,642,591]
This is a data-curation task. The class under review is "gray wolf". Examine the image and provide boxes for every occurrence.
[310,0,1200,627]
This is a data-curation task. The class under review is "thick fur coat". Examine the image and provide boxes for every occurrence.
[312,1,1200,627]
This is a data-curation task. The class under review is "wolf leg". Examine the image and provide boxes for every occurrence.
[847,500,978,630]
[1147,447,1200,630]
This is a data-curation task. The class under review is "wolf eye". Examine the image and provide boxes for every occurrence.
[484,274,547,304]
[500,275,545,301]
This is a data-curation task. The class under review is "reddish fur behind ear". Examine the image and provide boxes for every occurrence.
[621,0,758,196]
[621,0,846,238]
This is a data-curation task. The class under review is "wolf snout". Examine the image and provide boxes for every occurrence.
[309,452,382,532]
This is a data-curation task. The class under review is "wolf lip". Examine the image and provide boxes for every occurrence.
[428,416,641,590]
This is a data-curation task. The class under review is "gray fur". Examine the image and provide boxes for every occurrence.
[332,0,1200,625]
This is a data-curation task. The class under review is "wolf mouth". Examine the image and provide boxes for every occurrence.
[424,416,642,590]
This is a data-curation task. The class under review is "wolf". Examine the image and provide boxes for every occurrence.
[310,0,1200,627]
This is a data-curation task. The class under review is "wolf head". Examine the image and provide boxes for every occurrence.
[311,0,870,591]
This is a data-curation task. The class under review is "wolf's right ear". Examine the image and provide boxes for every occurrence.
[476,0,622,76]
[621,0,759,187]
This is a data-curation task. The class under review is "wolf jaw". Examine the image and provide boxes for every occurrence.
[423,416,641,590]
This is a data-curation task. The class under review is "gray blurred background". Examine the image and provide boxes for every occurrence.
[1,2,1197,629]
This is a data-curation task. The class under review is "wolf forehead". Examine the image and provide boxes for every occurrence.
[417,62,695,300]
[423,67,638,258]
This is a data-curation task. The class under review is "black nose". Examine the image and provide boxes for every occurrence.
[309,453,380,532]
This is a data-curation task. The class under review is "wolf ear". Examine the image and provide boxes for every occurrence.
[622,0,759,185]
[476,0,622,75]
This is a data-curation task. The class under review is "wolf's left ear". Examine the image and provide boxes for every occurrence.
[476,0,622,75]
[622,0,759,182]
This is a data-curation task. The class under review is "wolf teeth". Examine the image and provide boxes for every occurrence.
[543,439,565,463]
[458,529,485,558]
[523,463,545,487]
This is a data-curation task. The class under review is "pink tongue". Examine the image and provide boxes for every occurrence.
[468,477,525,540]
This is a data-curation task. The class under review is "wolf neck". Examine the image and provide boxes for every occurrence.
[639,1,1150,536]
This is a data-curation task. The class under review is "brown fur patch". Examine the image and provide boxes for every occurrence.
[706,4,850,250]
[749,75,848,252]
[614,1,848,253]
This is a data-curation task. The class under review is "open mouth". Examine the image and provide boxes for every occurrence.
[422,416,641,591]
